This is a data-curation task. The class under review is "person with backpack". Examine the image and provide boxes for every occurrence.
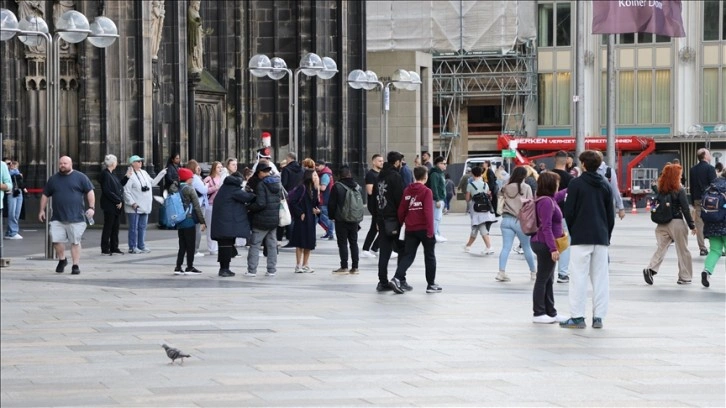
[643,163,696,286]
[497,166,536,283]
[689,148,717,256]
[530,171,568,324]
[463,166,497,256]
[561,150,615,329]
[328,166,363,274]
[174,168,206,274]
[389,166,442,294]
[700,173,726,287]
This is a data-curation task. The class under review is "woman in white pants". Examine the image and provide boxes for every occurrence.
[203,161,223,255]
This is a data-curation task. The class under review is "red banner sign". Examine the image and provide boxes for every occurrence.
[592,0,685,38]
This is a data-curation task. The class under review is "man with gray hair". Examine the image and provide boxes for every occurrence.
[689,148,717,256]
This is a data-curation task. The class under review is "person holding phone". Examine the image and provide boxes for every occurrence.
[123,155,165,254]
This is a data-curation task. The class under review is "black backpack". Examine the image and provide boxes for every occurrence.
[650,192,674,224]
[469,182,492,213]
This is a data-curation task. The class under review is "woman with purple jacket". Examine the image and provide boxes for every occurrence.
[530,171,567,324]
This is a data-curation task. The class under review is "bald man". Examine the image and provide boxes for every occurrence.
[39,156,95,274]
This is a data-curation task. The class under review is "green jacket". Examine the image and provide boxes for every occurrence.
[428,166,446,201]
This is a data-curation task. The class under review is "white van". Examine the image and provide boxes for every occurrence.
[461,156,504,179]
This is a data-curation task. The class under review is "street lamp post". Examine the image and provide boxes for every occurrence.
[1,8,117,259]
[248,53,337,158]
[347,68,421,153]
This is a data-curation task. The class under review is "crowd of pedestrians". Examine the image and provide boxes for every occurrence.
[2,145,723,330]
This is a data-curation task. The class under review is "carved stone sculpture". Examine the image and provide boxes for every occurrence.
[187,0,204,74]
[53,0,75,54]
[150,0,165,61]
[16,0,46,56]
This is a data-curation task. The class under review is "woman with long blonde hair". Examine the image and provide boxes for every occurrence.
[642,164,697,285]
[203,161,223,255]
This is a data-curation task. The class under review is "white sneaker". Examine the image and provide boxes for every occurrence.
[532,315,557,324]
[554,315,569,323]
[483,248,495,255]
[208,251,218,256]
[5,234,22,240]
[360,250,376,258]
[390,252,398,259]
[435,235,447,243]
[194,252,204,257]
[302,265,315,273]
[294,266,304,273]
[495,271,511,282]
[464,245,471,253]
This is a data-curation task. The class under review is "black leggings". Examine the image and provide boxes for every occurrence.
[216,237,237,270]
[176,227,196,268]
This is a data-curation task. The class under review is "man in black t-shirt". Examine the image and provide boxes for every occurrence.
[551,150,574,283]
[361,154,383,257]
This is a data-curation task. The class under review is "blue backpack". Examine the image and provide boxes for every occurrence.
[162,190,189,227]
[701,185,726,223]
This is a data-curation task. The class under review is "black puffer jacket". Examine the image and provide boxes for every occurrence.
[248,175,282,230]
[211,176,255,240]
[703,177,726,238]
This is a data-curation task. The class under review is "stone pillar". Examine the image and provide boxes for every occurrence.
[187,72,201,159]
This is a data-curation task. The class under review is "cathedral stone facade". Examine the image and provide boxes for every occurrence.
[0,0,367,187]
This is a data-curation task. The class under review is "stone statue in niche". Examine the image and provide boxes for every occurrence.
[16,0,46,56]
[150,0,165,61]
[187,0,212,74]
[53,0,75,55]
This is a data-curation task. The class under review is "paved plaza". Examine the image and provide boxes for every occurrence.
[1,212,724,407]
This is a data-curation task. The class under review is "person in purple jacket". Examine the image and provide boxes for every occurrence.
[530,171,568,324]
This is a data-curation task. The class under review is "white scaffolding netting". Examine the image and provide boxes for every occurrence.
[367,0,536,53]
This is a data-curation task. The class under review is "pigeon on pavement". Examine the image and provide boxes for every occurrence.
[162,344,191,365]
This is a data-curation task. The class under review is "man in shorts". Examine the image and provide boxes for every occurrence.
[39,156,95,275]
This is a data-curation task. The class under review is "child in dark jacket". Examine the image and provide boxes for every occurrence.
[175,168,206,274]
[388,166,442,294]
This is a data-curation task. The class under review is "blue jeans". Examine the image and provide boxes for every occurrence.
[558,220,571,277]
[5,193,23,236]
[127,212,148,251]
[318,205,334,235]
[498,214,536,272]
[433,200,444,235]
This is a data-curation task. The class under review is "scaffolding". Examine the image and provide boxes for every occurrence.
[432,41,537,158]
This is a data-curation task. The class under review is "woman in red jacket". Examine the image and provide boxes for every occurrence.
[388,166,442,294]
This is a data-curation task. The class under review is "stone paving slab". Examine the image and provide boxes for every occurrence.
[1,213,724,407]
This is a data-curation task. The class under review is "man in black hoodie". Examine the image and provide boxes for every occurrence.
[562,150,615,329]
[372,151,405,292]
[328,166,363,274]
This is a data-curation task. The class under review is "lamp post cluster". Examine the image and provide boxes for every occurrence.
[1,8,117,259]
[347,68,421,153]
[248,53,338,157]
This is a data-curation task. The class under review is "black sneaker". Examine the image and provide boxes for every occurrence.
[174,266,184,275]
[592,317,603,329]
[376,282,392,292]
[71,265,80,275]
[557,275,569,283]
[55,258,68,273]
[426,284,443,293]
[400,281,413,292]
[389,278,404,294]
[643,268,654,285]
[185,266,202,274]
[111,249,124,255]
[218,269,235,277]
[700,249,709,256]
[702,271,710,288]
[101,251,112,256]
[677,279,692,285]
